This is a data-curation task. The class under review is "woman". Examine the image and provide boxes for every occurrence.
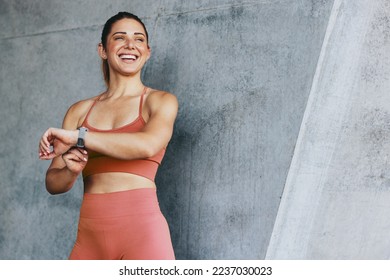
[38,12,177,260]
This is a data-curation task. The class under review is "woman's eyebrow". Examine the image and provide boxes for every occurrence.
[112,31,146,37]
[112,31,126,37]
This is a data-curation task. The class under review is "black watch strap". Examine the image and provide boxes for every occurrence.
[76,127,88,148]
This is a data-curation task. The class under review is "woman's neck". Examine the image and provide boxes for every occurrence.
[106,73,145,98]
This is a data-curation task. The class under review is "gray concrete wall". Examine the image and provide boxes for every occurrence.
[0,0,333,259]
[266,0,390,259]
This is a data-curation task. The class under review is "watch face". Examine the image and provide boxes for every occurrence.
[77,138,85,148]
[77,127,87,148]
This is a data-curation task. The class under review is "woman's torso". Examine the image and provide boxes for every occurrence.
[78,87,163,194]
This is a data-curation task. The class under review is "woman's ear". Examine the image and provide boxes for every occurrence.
[98,43,107,59]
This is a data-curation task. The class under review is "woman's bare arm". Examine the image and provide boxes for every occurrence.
[44,102,89,194]
[39,91,178,161]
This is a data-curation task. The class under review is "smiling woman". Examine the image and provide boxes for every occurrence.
[99,14,151,87]
[38,12,178,260]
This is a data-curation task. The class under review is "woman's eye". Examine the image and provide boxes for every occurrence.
[136,38,144,42]
[114,37,124,40]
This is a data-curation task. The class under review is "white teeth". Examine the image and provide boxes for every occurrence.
[119,54,137,60]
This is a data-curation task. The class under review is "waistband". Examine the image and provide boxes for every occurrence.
[80,188,161,219]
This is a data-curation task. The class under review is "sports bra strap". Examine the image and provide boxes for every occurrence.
[138,87,147,117]
[81,95,101,126]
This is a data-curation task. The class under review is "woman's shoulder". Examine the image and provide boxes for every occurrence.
[68,95,100,112]
[146,88,178,110]
[63,94,102,128]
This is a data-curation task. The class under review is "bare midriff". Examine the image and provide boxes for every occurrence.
[83,172,156,194]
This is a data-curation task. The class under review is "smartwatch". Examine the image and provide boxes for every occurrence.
[76,127,88,148]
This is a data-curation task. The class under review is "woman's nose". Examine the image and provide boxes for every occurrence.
[125,39,135,49]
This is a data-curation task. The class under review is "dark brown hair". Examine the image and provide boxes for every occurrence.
[100,12,149,87]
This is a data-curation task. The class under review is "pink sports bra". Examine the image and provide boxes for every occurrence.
[81,87,165,181]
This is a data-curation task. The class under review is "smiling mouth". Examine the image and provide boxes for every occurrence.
[119,54,138,61]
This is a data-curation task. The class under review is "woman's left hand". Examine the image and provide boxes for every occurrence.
[39,128,78,160]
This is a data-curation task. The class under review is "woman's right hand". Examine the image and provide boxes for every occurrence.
[61,147,88,174]
[39,127,78,160]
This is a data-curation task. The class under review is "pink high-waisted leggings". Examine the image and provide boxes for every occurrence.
[69,188,175,260]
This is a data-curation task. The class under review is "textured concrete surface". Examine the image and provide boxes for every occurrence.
[266,0,390,259]
[0,0,333,259]
[146,0,333,259]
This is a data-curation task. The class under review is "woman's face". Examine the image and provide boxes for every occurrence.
[101,18,150,77]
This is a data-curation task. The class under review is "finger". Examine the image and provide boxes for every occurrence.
[39,142,48,156]
[63,153,85,163]
[40,137,51,154]
[39,153,56,160]
[64,150,88,162]
[68,147,88,156]
[77,148,88,155]
[75,148,88,160]
[42,130,51,149]
[43,128,55,150]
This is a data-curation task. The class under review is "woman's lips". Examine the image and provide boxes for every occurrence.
[119,54,138,61]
